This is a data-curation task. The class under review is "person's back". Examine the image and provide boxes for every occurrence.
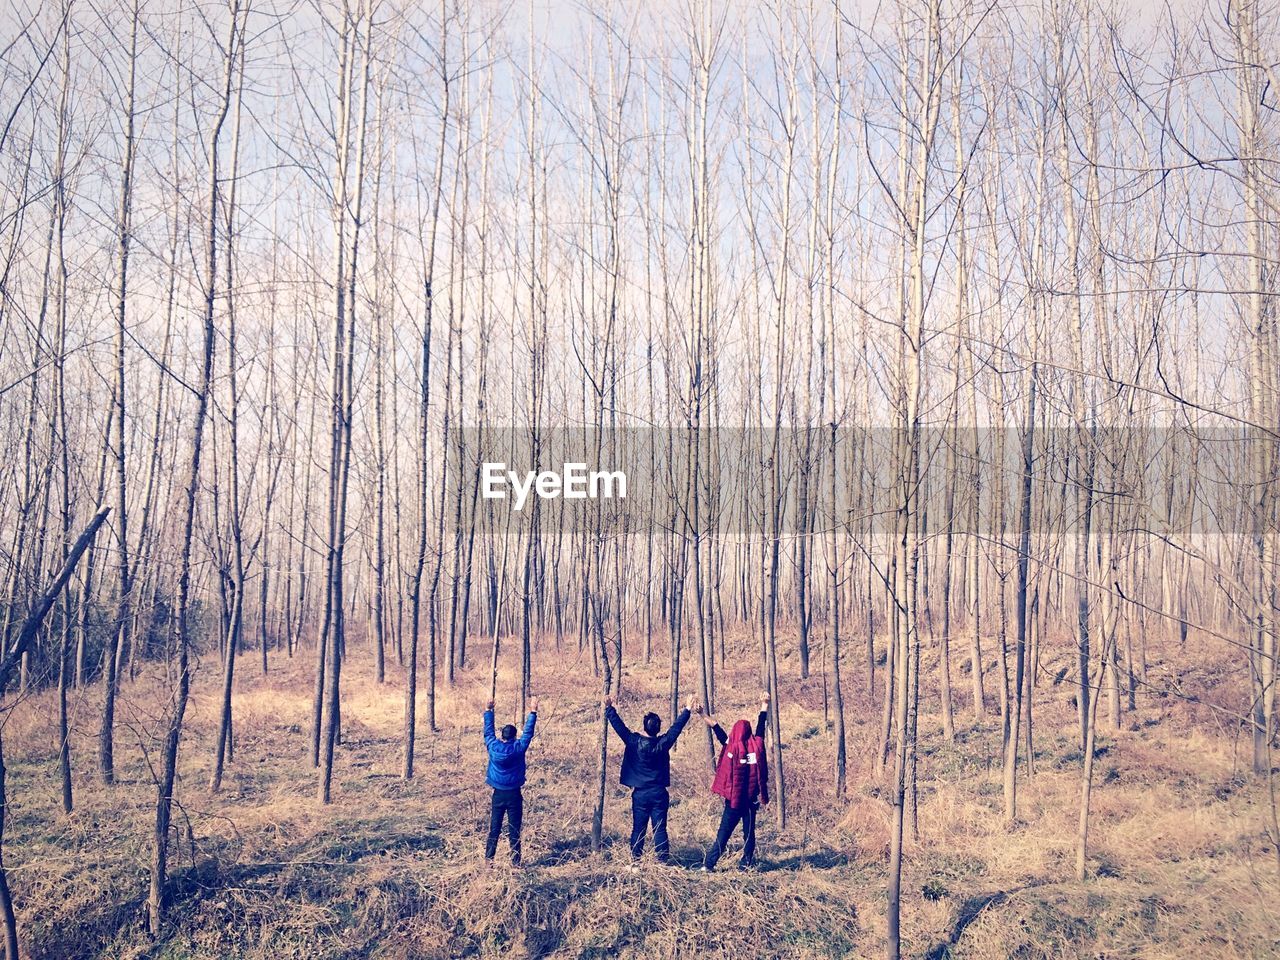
[485,717,534,790]
[618,723,681,789]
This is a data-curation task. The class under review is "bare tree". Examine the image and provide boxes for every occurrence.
[148,0,245,931]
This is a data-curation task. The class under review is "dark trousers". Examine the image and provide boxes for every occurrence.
[485,787,523,863]
[629,786,670,861]
[703,801,757,870]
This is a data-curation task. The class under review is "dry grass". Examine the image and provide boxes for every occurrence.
[5,630,1279,958]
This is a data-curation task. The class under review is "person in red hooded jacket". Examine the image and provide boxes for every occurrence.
[701,691,770,871]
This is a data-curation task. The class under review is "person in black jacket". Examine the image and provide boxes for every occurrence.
[604,694,696,864]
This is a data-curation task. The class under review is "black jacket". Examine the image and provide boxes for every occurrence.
[605,705,691,790]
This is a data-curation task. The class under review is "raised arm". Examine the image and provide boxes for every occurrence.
[604,697,633,743]
[756,691,770,738]
[483,702,497,748]
[517,698,539,751]
[661,700,693,748]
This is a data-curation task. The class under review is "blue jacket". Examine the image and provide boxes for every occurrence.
[606,705,691,790]
[484,709,537,790]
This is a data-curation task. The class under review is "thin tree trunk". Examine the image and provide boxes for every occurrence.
[149,2,240,930]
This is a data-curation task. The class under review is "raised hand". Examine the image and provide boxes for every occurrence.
[486,699,495,712]
[604,694,613,709]
[530,697,540,713]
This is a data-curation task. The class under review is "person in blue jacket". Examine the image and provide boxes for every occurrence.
[483,697,538,865]
[604,694,696,864]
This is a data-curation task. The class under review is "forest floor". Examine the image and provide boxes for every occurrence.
[6,629,1280,959]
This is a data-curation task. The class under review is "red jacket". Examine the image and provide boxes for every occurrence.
[711,719,769,809]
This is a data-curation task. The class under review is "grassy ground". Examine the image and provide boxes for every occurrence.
[5,630,1279,958]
